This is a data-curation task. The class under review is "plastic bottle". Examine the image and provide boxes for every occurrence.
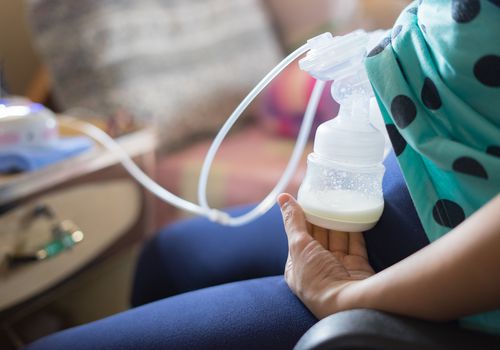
[297,31,386,231]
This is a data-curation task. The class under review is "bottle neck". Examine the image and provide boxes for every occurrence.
[309,152,384,170]
[336,95,372,131]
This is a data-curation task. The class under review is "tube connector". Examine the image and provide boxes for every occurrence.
[207,209,232,225]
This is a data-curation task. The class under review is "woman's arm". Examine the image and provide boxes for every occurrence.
[278,193,500,321]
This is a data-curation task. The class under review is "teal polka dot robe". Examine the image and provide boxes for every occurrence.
[364,0,500,333]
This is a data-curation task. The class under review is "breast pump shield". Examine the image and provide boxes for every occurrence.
[297,31,386,231]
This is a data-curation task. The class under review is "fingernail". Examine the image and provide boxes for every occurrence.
[277,194,290,209]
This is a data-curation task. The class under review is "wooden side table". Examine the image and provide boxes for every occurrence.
[0,125,157,348]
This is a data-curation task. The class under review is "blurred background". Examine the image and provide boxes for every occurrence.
[1,0,409,116]
[0,0,410,348]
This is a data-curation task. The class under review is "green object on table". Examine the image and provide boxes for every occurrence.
[37,222,84,260]
[6,219,85,266]
[42,235,75,258]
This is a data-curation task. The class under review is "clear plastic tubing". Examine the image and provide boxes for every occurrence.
[62,42,324,226]
[58,118,222,219]
[197,43,322,225]
[199,79,325,226]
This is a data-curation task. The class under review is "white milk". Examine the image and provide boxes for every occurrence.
[297,189,384,232]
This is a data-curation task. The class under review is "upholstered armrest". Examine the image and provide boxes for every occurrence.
[294,309,500,350]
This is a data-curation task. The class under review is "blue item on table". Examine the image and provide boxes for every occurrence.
[0,136,92,173]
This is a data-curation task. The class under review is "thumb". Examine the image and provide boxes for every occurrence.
[277,193,312,255]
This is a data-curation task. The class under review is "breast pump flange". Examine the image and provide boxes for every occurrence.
[296,31,386,232]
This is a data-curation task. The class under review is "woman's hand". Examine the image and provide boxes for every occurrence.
[280,193,500,323]
[277,193,374,319]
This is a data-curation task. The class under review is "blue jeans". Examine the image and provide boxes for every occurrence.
[25,152,428,350]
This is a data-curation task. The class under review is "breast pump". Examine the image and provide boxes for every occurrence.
[22,30,387,230]
[195,29,386,230]
[296,31,386,231]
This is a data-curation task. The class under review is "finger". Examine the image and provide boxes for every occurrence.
[348,232,369,259]
[312,225,329,250]
[284,253,295,289]
[306,221,313,236]
[328,230,349,255]
[277,193,313,257]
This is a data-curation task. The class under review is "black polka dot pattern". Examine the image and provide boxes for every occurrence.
[367,37,391,57]
[390,95,417,129]
[407,7,418,15]
[421,77,442,110]
[451,0,480,23]
[386,124,407,156]
[452,157,488,179]
[486,145,500,157]
[391,25,402,40]
[433,199,466,228]
[473,55,500,87]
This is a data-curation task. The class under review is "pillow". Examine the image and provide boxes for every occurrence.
[27,0,281,149]
[258,63,339,139]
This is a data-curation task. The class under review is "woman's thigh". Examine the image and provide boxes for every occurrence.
[132,204,289,306]
[26,276,317,350]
